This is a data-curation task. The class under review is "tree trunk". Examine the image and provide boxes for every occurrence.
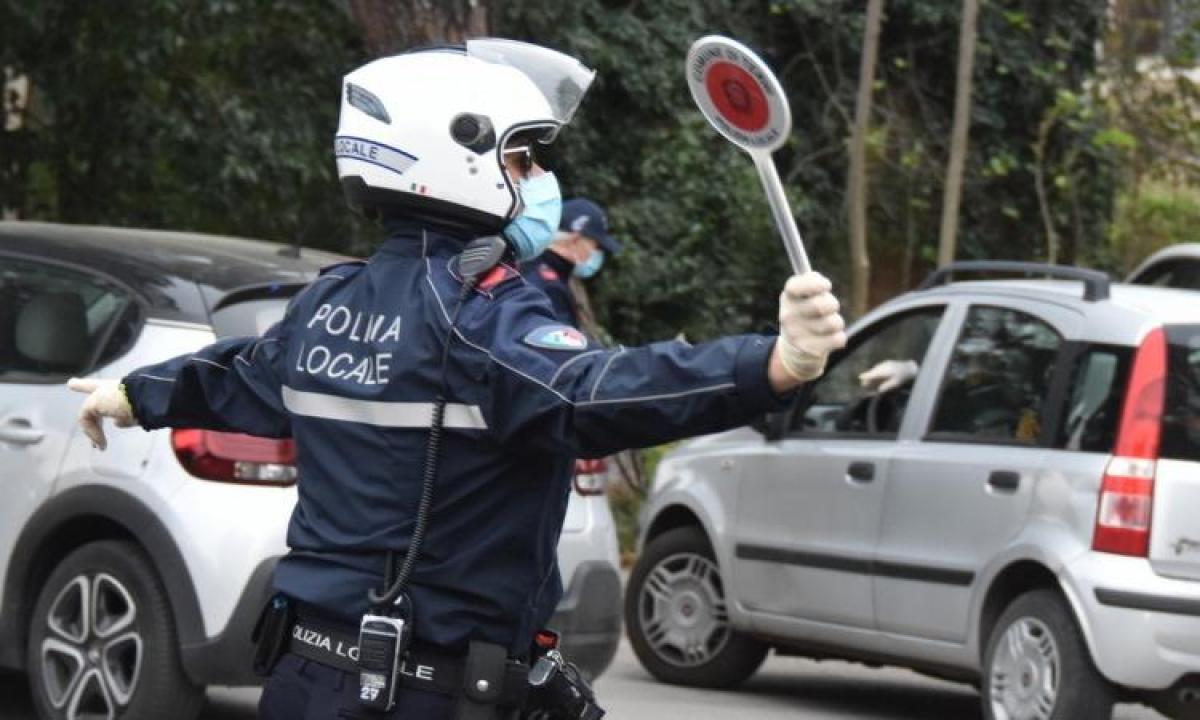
[937,0,981,267]
[348,0,489,57]
[1032,111,1060,264]
[847,0,884,317]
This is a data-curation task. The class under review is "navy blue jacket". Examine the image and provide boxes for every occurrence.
[519,251,577,326]
[122,226,788,654]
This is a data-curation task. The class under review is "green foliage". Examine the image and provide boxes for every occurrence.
[1078,3,1200,273]
[1108,180,1200,273]
[608,442,675,562]
[497,0,786,342]
[607,483,642,566]
[0,1,373,253]
[3,0,1119,344]
[501,0,1114,337]
[588,116,786,342]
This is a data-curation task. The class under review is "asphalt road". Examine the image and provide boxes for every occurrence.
[0,639,1168,719]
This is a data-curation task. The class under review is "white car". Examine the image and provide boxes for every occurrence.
[1127,243,1200,291]
[0,221,621,720]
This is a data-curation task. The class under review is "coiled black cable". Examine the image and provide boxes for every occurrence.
[367,235,506,610]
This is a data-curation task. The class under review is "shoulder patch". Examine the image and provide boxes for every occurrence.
[478,265,520,291]
[538,264,559,282]
[523,324,589,351]
[319,259,367,276]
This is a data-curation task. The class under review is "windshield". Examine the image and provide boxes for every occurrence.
[1129,258,1200,290]
[466,38,595,127]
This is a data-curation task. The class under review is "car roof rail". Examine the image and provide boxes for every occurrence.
[917,261,1111,301]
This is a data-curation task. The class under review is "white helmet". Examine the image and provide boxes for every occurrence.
[335,39,595,231]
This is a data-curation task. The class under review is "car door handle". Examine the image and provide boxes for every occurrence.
[987,470,1020,493]
[847,462,875,483]
[0,419,45,446]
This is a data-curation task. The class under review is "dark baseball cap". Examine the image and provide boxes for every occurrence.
[559,198,621,254]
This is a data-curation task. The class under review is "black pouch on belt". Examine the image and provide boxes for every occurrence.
[454,641,508,720]
[251,594,293,677]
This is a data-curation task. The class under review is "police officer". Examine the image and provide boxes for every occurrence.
[67,39,846,720]
[521,198,620,327]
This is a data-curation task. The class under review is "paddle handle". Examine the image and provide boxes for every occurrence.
[752,151,810,274]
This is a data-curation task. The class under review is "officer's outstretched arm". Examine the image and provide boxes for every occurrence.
[487,331,787,458]
[462,272,844,458]
[70,323,292,448]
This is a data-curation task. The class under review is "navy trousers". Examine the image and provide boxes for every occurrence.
[258,653,454,719]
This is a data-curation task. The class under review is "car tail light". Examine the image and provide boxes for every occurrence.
[573,458,608,496]
[1094,327,1166,557]
[171,429,297,486]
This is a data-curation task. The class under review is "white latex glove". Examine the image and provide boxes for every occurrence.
[67,378,136,451]
[859,359,920,392]
[777,272,848,382]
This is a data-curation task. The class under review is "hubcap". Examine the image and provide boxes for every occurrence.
[989,616,1060,720]
[637,551,730,667]
[40,573,143,720]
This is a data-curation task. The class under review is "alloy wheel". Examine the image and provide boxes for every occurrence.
[636,551,730,667]
[39,573,143,720]
[988,616,1061,720]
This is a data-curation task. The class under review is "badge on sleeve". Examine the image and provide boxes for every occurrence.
[524,325,588,351]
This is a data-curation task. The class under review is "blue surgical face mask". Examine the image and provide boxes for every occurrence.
[573,248,605,279]
[503,172,562,261]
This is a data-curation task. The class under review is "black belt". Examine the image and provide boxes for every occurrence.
[287,616,528,706]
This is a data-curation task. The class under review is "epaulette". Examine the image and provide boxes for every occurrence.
[319,259,367,276]
[477,264,521,292]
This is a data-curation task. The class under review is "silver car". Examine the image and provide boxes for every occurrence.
[627,262,1200,720]
[0,221,621,720]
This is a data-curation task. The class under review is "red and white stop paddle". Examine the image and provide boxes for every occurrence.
[686,36,810,274]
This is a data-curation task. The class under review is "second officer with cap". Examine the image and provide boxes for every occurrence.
[521,197,621,327]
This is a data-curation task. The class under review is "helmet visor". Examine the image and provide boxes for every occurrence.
[466,38,595,128]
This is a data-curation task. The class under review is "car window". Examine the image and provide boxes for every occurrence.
[1163,324,1200,462]
[1130,258,1200,290]
[210,297,289,338]
[1056,345,1132,453]
[93,302,144,369]
[0,255,134,383]
[791,306,944,436]
[929,306,1062,444]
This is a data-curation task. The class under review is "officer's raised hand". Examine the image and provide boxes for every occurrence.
[66,377,136,450]
[770,271,847,391]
